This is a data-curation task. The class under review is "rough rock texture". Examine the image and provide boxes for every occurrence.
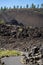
[23,45,43,65]
[0,24,43,51]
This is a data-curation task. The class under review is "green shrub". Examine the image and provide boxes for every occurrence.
[0,20,5,24]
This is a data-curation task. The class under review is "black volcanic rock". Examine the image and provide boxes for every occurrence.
[6,19,19,25]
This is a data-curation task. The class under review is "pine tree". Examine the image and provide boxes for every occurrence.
[41,4,43,8]
[17,5,19,8]
[1,7,3,10]
[31,3,36,8]
[13,5,15,9]
[37,4,39,8]
[26,4,29,8]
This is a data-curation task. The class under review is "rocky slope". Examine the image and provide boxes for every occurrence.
[0,8,43,27]
[0,24,43,51]
[0,8,43,51]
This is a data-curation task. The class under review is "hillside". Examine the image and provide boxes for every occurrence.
[0,8,43,51]
[0,8,43,27]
